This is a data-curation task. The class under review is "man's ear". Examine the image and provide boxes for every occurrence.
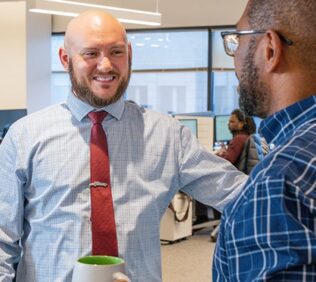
[263,29,283,73]
[58,47,70,71]
[128,42,132,65]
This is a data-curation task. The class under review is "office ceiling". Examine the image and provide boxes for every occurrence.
[51,0,248,31]
[0,0,248,30]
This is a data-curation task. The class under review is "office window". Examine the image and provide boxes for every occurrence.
[51,34,69,103]
[211,30,235,69]
[212,71,239,115]
[128,71,207,114]
[51,33,64,72]
[51,72,71,104]
[129,30,208,70]
[126,30,208,114]
[211,29,239,115]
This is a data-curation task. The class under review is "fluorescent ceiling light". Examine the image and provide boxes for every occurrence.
[45,0,159,15]
[29,0,161,26]
[29,9,78,17]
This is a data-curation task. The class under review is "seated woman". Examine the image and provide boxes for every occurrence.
[216,109,256,166]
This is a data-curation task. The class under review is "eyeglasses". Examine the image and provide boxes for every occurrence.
[220,30,294,57]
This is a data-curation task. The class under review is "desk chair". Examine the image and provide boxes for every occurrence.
[192,201,221,240]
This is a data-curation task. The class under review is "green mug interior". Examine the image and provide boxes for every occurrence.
[78,255,124,265]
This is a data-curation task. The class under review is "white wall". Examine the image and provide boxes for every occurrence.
[0,1,26,109]
[26,2,52,113]
[0,0,51,113]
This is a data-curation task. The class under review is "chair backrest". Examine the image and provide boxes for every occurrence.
[235,134,269,175]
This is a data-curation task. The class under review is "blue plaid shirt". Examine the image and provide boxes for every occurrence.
[213,95,316,281]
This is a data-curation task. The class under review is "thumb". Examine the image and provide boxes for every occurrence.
[112,272,131,282]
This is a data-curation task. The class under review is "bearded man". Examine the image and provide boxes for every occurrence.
[214,0,316,280]
[0,10,247,282]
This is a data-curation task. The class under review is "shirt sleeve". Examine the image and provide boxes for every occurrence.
[0,127,24,280]
[176,125,248,212]
[214,174,316,281]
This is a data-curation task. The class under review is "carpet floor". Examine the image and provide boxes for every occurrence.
[161,228,215,282]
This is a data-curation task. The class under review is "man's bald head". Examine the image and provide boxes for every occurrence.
[59,9,132,108]
[64,10,128,53]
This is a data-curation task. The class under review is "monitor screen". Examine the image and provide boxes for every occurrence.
[0,109,27,138]
[178,119,198,137]
[214,115,232,142]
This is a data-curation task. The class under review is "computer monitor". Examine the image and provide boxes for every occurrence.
[0,109,27,138]
[214,115,232,143]
[178,119,198,137]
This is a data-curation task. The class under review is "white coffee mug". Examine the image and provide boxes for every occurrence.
[71,255,125,282]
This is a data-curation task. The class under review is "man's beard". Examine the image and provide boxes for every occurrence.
[238,38,271,118]
[229,127,238,135]
[68,59,131,108]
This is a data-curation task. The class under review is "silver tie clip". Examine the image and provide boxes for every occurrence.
[89,182,108,188]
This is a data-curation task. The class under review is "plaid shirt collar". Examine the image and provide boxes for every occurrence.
[259,95,316,146]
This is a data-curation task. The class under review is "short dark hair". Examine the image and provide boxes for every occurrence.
[246,0,316,73]
[231,109,256,135]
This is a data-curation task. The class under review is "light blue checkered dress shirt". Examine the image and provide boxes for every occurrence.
[0,94,247,282]
[213,95,316,281]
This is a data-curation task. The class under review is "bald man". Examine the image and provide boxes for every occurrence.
[0,10,247,282]
[59,11,131,108]
[213,0,316,281]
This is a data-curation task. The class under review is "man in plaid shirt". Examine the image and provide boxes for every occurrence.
[214,0,316,281]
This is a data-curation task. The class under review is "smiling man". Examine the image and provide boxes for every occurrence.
[60,12,132,107]
[0,10,248,282]
[213,0,316,281]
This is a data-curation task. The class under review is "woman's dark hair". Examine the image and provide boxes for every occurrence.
[231,109,256,135]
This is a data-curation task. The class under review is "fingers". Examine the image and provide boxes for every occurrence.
[112,272,131,282]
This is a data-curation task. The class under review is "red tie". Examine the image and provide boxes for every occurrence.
[88,111,118,256]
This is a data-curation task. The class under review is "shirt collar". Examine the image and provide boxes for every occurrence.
[260,95,316,146]
[67,93,125,122]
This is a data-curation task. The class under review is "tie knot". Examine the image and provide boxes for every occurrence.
[88,111,107,125]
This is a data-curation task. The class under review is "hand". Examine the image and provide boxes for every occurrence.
[220,142,227,150]
[112,272,130,282]
[217,142,227,155]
